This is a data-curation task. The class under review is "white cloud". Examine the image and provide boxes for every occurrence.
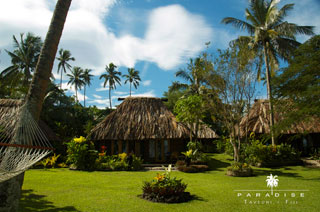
[142,80,152,86]
[285,0,320,41]
[0,1,213,75]
[89,99,110,105]
[114,91,128,95]
[96,82,109,91]
[93,94,102,99]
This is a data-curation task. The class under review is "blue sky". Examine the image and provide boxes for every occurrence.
[0,0,319,108]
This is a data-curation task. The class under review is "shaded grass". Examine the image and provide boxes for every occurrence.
[20,154,320,212]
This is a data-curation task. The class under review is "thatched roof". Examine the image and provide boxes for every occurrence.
[239,99,320,136]
[90,97,218,141]
[0,99,60,141]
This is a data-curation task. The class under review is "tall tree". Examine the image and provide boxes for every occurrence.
[99,63,121,109]
[273,35,320,131]
[0,1,72,211]
[222,0,314,145]
[82,68,93,107]
[175,54,213,95]
[1,33,42,86]
[67,66,85,103]
[124,68,141,96]
[211,43,259,162]
[56,48,75,89]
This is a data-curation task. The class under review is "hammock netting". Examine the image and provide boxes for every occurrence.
[0,105,53,182]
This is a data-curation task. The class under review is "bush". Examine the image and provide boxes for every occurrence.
[175,160,209,173]
[96,153,143,171]
[227,162,253,177]
[142,166,191,203]
[66,136,98,170]
[311,148,320,161]
[35,153,61,169]
[242,139,301,167]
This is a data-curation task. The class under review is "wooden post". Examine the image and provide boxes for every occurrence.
[135,141,140,156]
[126,140,129,153]
[118,141,122,153]
[111,140,114,155]
[161,140,165,162]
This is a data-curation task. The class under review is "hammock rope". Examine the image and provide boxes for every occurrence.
[0,104,53,182]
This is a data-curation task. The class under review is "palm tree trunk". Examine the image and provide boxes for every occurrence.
[130,83,132,96]
[60,70,63,89]
[75,87,78,103]
[109,86,112,109]
[84,85,86,107]
[263,42,275,146]
[0,1,72,211]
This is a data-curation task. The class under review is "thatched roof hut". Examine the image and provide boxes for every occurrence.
[90,97,218,162]
[0,99,60,142]
[91,97,217,140]
[239,99,320,136]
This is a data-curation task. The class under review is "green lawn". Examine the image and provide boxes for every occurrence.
[19,154,320,212]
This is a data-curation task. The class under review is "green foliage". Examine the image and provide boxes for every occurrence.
[214,136,235,156]
[0,32,43,98]
[274,35,320,131]
[37,153,61,169]
[66,136,98,170]
[226,162,253,177]
[96,153,143,171]
[310,148,320,161]
[174,95,205,125]
[227,162,251,172]
[142,170,190,203]
[242,138,301,167]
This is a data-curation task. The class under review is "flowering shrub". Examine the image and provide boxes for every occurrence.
[243,140,301,167]
[96,153,143,171]
[66,136,98,170]
[36,153,61,168]
[227,162,253,177]
[142,165,191,203]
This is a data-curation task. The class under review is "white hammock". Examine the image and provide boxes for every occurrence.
[0,105,53,182]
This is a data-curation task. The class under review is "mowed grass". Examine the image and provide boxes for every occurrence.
[20,154,320,212]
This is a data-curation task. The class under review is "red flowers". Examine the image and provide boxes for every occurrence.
[101,145,107,153]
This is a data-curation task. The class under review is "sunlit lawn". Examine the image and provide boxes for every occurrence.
[19,154,320,212]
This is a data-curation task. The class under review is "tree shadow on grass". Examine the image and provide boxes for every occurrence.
[207,158,231,171]
[252,169,302,178]
[19,190,80,212]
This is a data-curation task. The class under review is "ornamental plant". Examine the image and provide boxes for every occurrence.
[142,165,191,203]
[66,136,98,170]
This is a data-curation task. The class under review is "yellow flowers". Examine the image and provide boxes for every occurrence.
[154,173,165,181]
[74,136,86,143]
[182,149,193,158]
[118,152,127,161]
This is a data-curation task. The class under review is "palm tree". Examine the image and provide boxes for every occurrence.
[99,63,121,108]
[266,174,279,195]
[82,69,93,107]
[175,55,213,95]
[221,0,314,145]
[0,1,72,211]
[56,48,75,89]
[67,67,85,103]
[1,33,42,86]
[124,68,141,96]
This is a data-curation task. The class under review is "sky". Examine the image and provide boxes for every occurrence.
[0,0,319,109]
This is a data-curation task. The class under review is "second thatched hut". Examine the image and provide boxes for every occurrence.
[239,99,320,154]
[90,97,218,162]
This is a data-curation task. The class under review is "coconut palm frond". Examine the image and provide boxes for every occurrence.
[221,17,255,34]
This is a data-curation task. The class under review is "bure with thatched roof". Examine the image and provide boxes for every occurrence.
[0,99,60,142]
[239,99,320,153]
[90,97,218,162]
